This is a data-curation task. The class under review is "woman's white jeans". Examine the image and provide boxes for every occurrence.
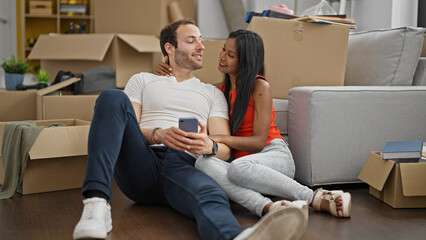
[195,138,313,217]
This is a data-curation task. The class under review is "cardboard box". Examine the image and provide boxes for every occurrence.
[95,0,195,36]
[36,77,98,121]
[421,34,426,57]
[358,152,426,208]
[29,0,53,15]
[194,39,225,85]
[248,17,349,99]
[0,89,37,121]
[0,119,90,194]
[28,33,162,88]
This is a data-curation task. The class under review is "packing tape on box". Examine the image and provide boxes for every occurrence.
[293,21,304,42]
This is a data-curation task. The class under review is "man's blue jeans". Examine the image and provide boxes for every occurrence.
[82,90,242,240]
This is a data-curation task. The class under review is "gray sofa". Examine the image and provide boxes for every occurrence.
[274,26,426,186]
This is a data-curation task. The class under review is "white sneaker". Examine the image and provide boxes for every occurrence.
[73,197,112,239]
[234,207,308,240]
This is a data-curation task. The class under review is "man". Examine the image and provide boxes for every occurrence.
[73,19,307,240]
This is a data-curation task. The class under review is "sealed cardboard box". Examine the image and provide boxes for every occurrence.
[28,34,162,88]
[0,89,37,121]
[95,0,195,36]
[194,39,225,85]
[248,17,349,99]
[358,152,426,208]
[0,119,90,194]
[36,77,98,121]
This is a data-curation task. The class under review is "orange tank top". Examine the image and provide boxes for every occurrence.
[220,75,283,159]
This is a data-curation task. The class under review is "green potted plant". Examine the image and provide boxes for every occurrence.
[1,55,31,90]
[35,68,50,88]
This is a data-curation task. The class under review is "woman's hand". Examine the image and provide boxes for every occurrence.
[153,55,173,76]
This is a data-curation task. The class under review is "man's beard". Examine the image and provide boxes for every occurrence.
[175,48,202,71]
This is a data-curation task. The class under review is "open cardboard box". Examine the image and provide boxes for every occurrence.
[248,17,349,99]
[0,119,90,194]
[28,33,162,88]
[36,77,98,121]
[0,89,37,121]
[358,151,426,208]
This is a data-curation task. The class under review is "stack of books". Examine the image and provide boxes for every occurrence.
[290,15,356,28]
[381,140,423,163]
[60,0,87,16]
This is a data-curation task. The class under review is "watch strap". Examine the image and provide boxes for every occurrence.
[203,139,218,157]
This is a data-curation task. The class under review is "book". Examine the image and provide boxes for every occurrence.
[381,140,423,160]
[290,15,357,28]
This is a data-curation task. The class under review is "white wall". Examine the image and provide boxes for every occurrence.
[197,0,420,39]
[0,0,17,88]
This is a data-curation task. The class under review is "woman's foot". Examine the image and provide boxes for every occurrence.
[311,188,351,218]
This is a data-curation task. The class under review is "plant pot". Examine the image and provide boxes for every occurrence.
[5,72,24,90]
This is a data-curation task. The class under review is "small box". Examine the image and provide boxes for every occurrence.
[29,1,53,15]
[358,151,426,208]
[0,119,90,194]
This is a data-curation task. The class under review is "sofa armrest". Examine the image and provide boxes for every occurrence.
[288,86,426,186]
[273,98,288,136]
[413,57,426,86]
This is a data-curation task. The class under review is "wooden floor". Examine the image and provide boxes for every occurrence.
[0,183,425,240]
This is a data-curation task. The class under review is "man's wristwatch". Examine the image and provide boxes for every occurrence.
[203,139,218,157]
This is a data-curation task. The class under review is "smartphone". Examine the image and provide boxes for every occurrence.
[179,117,198,133]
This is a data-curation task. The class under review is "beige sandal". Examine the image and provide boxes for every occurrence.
[312,188,351,217]
[269,200,309,220]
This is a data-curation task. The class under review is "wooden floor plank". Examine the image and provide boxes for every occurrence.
[0,183,425,240]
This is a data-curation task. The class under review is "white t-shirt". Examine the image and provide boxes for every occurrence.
[124,72,228,130]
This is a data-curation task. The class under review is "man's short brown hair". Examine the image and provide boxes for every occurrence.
[160,19,196,57]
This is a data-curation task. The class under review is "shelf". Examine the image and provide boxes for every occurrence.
[59,15,93,20]
[25,14,58,18]
[20,0,95,64]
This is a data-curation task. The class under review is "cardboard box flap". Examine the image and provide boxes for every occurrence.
[28,34,115,61]
[358,152,396,191]
[28,120,89,160]
[117,34,161,53]
[36,78,82,120]
[400,163,426,196]
[37,77,81,97]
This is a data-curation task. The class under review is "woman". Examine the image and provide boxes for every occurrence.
[154,29,351,218]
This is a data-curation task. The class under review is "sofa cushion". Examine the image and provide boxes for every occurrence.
[345,27,425,86]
